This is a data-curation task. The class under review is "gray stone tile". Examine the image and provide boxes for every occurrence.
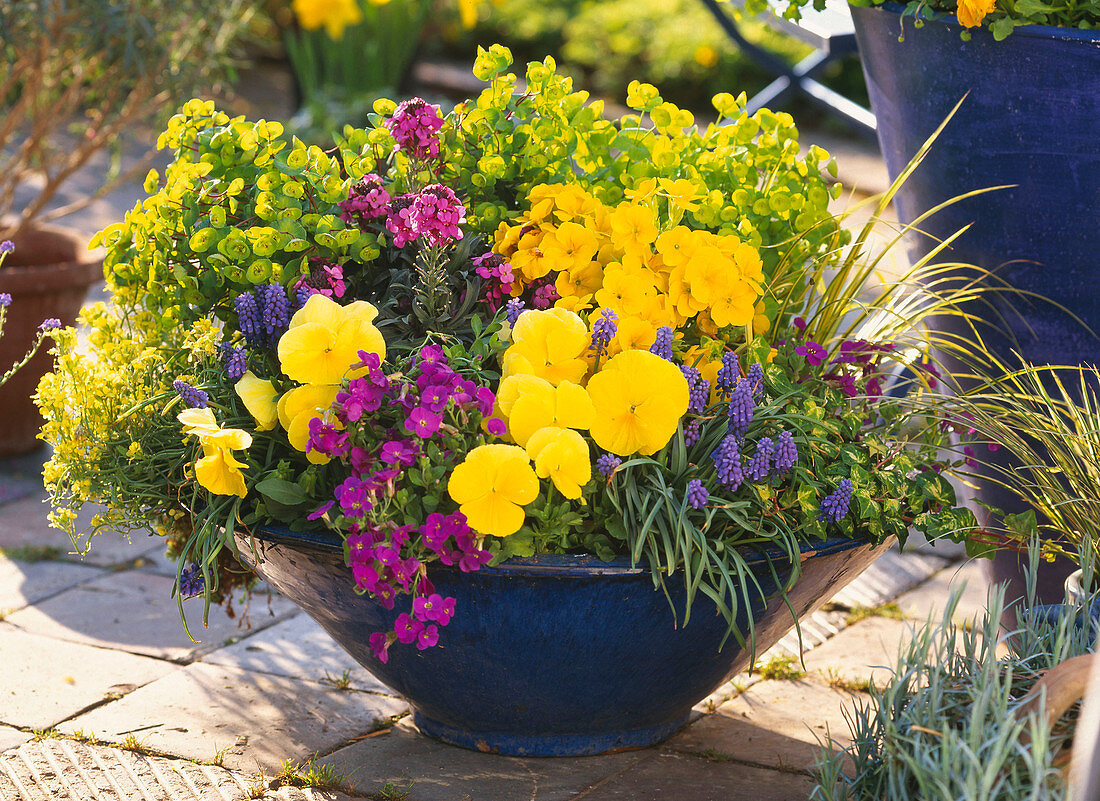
[801,617,915,690]
[0,726,30,754]
[0,624,176,730]
[670,678,858,774]
[4,569,297,662]
[577,748,816,801]
[0,553,103,613]
[894,559,990,626]
[0,492,164,567]
[829,549,950,611]
[319,718,646,801]
[61,662,408,774]
[203,612,397,696]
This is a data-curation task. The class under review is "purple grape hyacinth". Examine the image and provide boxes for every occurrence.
[745,436,773,482]
[221,342,248,382]
[774,430,798,474]
[596,453,622,477]
[173,380,209,409]
[686,479,709,510]
[178,563,204,597]
[818,478,854,522]
[649,326,674,360]
[727,379,754,438]
[590,308,618,357]
[710,435,744,491]
[681,365,709,414]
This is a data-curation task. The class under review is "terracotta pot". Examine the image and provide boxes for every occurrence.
[0,226,102,456]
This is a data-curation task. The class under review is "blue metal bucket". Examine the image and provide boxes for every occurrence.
[235,526,887,756]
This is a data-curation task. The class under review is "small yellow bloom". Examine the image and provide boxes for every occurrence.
[277,384,341,464]
[503,308,590,386]
[540,221,601,272]
[525,426,591,500]
[496,374,594,446]
[587,350,689,456]
[957,0,995,27]
[448,444,539,537]
[234,371,279,431]
[291,0,363,40]
[178,408,252,498]
[657,178,704,212]
[278,294,385,385]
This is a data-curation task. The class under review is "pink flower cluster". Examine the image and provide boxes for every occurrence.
[385,185,467,249]
[472,253,516,312]
[387,98,445,160]
[304,345,507,661]
[337,174,392,228]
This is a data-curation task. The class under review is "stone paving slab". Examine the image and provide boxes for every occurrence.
[62,662,408,774]
[828,548,950,611]
[203,612,398,697]
[578,748,816,801]
[894,558,989,625]
[0,726,30,754]
[801,616,914,690]
[319,718,645,801]
[672,678,858,775]
[0,493,164,568]
[0,553,104,614]
[0,624,177,731]
[0,738,359,800]
[4,569,297,662]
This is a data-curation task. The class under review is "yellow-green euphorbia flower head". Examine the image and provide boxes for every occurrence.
[447,444,539,537]
[277,294,385,386]
[587,350,689,456]
[178,408,252,498]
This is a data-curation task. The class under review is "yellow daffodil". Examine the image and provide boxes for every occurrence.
[234,371,279,431]
[277,384,341,464]
[503,308,590,386]
[277,294,385,386]
[525,426,591,500]
[177,408,252,497]
[447,444,539,537]
[587,350,689,456]
[496,374,594,446]
[291,0,363,40]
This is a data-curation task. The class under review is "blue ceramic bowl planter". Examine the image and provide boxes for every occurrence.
[235,526,887,756]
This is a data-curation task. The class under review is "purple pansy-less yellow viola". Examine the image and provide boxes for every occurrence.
[447,444,539,537]
[495,374,594,446]
[277,294,385,386]
[234,371,279,431]
[177,408,252,498]
[587,349,689,456]
[502,308,590,386]
[525,426,591,499]
[277,384,341,464]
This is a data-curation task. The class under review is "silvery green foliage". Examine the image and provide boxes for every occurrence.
[812,549,1092,801]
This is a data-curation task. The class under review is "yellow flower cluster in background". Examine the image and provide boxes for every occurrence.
[291,0,365,40]
[494,183,768,355]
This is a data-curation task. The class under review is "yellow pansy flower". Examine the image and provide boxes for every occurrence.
[657,178,704,212]
[177,408,252,498]
[587,350,689,456]
[448,444,539,537]
[277,294,385,386]
[540,221,601,273]
[608,204,659,259]
[525,426,591,500]
[496,374,594,446]
[234,371,279,431]
[957,0,995,27]
[709,279,757,329]
[277,384,341,464]
[655,226,699,268]
[503,308,590,386]
[291,0,363,40]
[555,260,604,299]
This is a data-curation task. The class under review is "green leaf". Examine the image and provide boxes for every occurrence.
[255,476,308,507]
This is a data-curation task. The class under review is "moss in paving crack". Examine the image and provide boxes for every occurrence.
[845,602,905,626]
[367,782,413,801]
[369,713,406,733]
[321,668,354,690]
[0,544,65,563]
[823,668,873,694]
[756,653,805,681]
[693,748,738,763]
[273,757,350,791]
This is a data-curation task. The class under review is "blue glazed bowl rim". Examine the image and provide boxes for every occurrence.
[869,1,1100,42]
[243,522,876,577]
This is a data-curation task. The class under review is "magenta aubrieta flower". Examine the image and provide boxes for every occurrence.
[379,439,419,467]
[417,624,439,650]
[387,98,445,160]
[419,383,453,413]
[307,417,350,459]
[335,476,372,518]
[369,631,391,663]
[413,593,456,626]
[405,407,443,438]
[338,377,386,423]
[531,280,559,310]
[394,612,423,644]
[795,341,828,366]
[486,417,508,437]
